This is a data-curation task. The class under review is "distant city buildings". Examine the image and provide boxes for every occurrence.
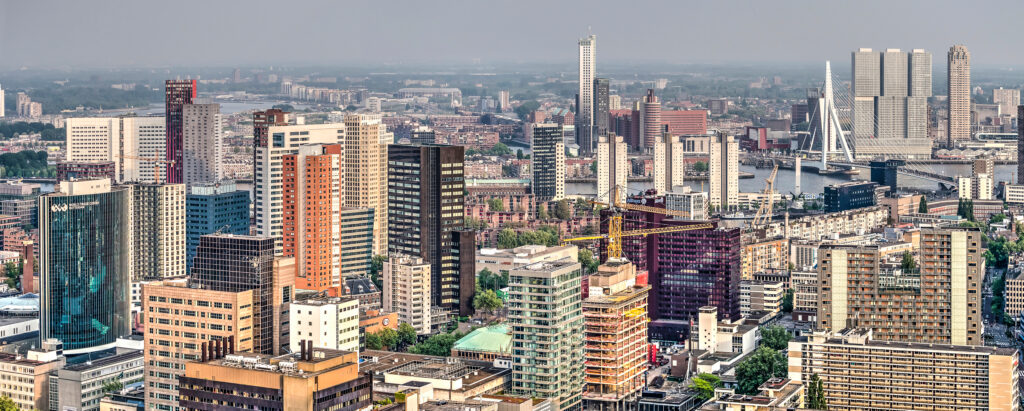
[383,255,432,335]
[640,89,661,149]
[65,116,167,183]
[181,102,223,186]
[993,87,1020,117]
[185,181,250,272]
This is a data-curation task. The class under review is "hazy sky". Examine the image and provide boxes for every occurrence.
[3,0,1022,69]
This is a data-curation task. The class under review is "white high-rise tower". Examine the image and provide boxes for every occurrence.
[577,35,596,155]
[0,83,5,118]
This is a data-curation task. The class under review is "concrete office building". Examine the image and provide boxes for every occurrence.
[132,183,186,280]
[142,278,256,411]
[0,349,64,411]
[40,179,131,354]
[508,258,584,411]
[653,133,686,194]
[582,262,649,411]
[790,270,818,322]
[0,180,41,228]
[178,348,373,411]
[577,35,596,155]
[164,80,196,184]
[475,245,578,278]
[993,87,1019,117]
[948,45,971,147]
[640,89,661,149]
[65,116,167,183]
[254,122,344,253]
[597,134,627,204]
[252,108,289,181]
[789,328,1018,411]
[739,280,785,316]
[338,207,375,278]
[283,144,345,294]
[344,114,391,256]
[181,103,222,186]
[818,228,983,345]
[851,48,932,158]
[289,296,360,352]
[531,124,566,201]
[387,144,474,316]
[709,133,739,211]
[191,234,295,355]
[823,181,877,213]
[56,161,117,184]
[664,188,707,220]
[972,156,994,200]
[56,350,144,411]
[185,182,250,272]
[383,255,433,335]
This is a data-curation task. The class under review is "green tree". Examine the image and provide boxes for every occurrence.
[497,228,519,249]
[102,380,124,393]
[781,288,794,313]
[990,213,1007,225]
[806,373,828,409]
[409,332,463,356]
[514,100,541,120]
[735,347,787,394]
[478,268,509,291]
[517,149,524,160]
[918,196,928,213]
[473,289,504,312]
[397,323,418,347]
[537,204,549,220]
[578,248,600,274]
[554,199,572,220]
[693,161,708,173]
[487,198,505,212]
[365,332,384,350]
[369,255,387,289]
[0,396,16,411]
[900,251,916,272]
[759,325,791,350]
[688,373,722,401]
[378,327,399,350]
[2,262,19,290]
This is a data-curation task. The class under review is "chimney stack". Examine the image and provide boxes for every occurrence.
[201,342,208,362]
[228,336,235,354]
[306,340,313,361]
[300,339,306,360]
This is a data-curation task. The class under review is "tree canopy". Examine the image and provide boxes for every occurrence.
[496,226,560,249]
[473,289,503,312]
[0,122,64,140]
[688,373,722,401]
[735,347,787,394]
[759,325,791,351]
[409,332,464,356]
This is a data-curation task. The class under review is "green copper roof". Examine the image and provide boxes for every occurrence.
[452,324,511,354]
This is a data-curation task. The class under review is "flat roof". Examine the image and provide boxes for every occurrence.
[452,324,511,354]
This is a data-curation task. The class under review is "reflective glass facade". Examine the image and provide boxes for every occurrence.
[40,186,131,353]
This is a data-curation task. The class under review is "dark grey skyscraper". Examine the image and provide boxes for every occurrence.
[531,124,566,201]
[593,78,610,137]
[387,144,475,316]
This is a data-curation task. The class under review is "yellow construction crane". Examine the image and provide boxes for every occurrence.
[562,186,713,260]
[116,154,175,184]
[752,163,779,226]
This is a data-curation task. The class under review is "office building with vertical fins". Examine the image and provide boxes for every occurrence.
[531,123,566,201]
[947,45,971,147]
[65,116,167,183]
[577,35,596,155]
[709,133,738,211]
[851,48,931,158]
[344,114,391,256]
[132,182,186,281]
[653,132,686,194]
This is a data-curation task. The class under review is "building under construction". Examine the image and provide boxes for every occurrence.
[583,261,650,411]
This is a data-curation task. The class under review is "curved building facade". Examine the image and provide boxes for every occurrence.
[40,179,131,354]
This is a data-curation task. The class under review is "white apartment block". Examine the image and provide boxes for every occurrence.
[1006,184,1024,204]
[664,189,708,220]
[254,122,344,254]
[132,183,186,281]
[383,255,432,335]
[65,116,166,183]
[289,296,360,353]
[597,134,627,204]
[182,103,223,186]
[739,280,785,317]
[653,134,686,194]
[709,133,738,211]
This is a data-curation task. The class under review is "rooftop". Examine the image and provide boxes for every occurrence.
[452,324,511,355]
[361,350,509,389]
[62,350,142,372]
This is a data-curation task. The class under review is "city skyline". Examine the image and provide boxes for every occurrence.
[4,1,1024,69]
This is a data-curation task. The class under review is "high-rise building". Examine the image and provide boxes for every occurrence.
[0,349,64,411]
[409,126,437,145]
[338,207,374,279]
[640,89,662,149]
[509,257,584,411]
[252,108,288,182]
[132,183,186,280]
[283,144,345,294]
[191,234,295,354]
[823,181,877,213]
[582,261,649,410]
[653,133,686,194]
[0,83,5,117]
[660,110,708,136]
[387,144,475,316]
[531,124,566,201]
[498,90,510,112]
[55,349,144,411]
[609,95,621,111]
[972,156,994,200]
[577,35,596,155]
[182,103,223,186]
[185,181,250,272]
[948,45,971,147]
[0,180,41,228]
[178,348,372,411]
[142,278,256,411]
[709,133,739,211]
[789,329,1019,410]
[994,87,1020,117]
[164,80,196,184]
[818,228,983,345]
[56,161,116,183]
[39,179,131,354]
[851,48,931,158]
[593,78,610,137]
[664,189,707,220]
[344,114,391,256]
[1019,106,1024,183]
[65,116,167,183]
[288,296,360,352]
[254,122,343,253]
[597,134,627,204]
[383,255,433,334]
